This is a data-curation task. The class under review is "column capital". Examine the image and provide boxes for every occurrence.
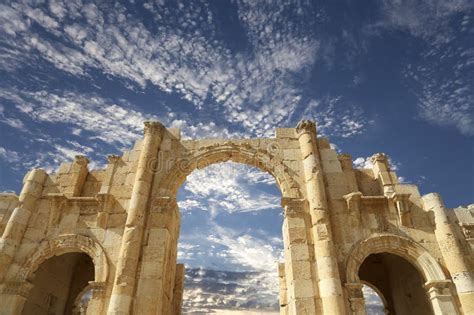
[144,121,165,136]
[107,154,121,164]
[296,119,316,136]
[74,155,90,166]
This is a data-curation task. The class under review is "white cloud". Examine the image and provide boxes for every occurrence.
[0,1,364,138]
[302,96,370,138]
[353,157,373,169]
[353,155,401,171]
[373,1,474,136]
[0,146,20,161]
[182,163,280,217]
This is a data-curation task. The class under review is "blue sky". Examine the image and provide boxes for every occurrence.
[0,0,472,313]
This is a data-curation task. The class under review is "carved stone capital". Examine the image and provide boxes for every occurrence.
[144,121,165,136]
[295,120,316,136]
[107,154,121,164]
[424,280,453,296]
[74,155,90,166]
[459,223,474,240]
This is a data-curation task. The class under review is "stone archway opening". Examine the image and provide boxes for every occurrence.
[176,161,284,313]
[22,252,94,315]
[358,253,433,315]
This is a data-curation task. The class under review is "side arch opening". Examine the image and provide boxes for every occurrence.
[22,252,94,315]
[345,234,457,315]
[359,253,432,315]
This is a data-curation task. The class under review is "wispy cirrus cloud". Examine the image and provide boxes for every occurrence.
[373,0,474,136]
[180,163,280,218]
[0,0,368,138]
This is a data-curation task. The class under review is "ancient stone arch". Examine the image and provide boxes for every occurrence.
[345,234,447,284]
[157,140,302,199]
[17,234,108,284]
[344,234,458,315]
[0,120,472,315]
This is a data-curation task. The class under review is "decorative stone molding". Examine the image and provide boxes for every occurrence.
[107,154,121,164]
[424,280,453,295]
[74,155,90,166]
[157,141,302,200]
[346,234,447,284]
[1,281,34,298]
[17,234,108,283]
[343,192,389,210]
[459,223,474,240]
[47,194,104,228]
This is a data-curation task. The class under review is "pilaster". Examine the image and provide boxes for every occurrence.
[282,197,317,314]
[0,169,47,282]
[296,120,345,315]
[422,193,474,314]
[108,121,165,314]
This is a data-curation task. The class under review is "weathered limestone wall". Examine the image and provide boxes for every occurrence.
[0,120,472,315]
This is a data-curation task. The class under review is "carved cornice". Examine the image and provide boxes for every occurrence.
[343,192,388,210]
[295,119,316,136]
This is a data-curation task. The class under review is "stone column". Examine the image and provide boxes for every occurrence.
[422,193,474,314]
[282,197,317,314]
[424,280,459,315]
[108,121,165,314]
[345,283,366,315]
[0,169,47,282]
[296,120,345,315]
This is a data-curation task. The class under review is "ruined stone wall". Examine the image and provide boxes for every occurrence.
[0,121,472,315]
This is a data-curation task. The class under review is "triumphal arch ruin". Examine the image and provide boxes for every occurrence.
[0,120,472,314]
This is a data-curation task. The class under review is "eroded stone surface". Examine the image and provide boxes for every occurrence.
[0,120,472,315]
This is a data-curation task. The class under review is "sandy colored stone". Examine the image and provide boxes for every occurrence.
[0,120,471,315]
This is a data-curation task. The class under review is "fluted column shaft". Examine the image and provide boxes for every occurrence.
[296,120,345,315]
[0,169,47,281]
[108,121,164,314]
[422,193,474,314]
